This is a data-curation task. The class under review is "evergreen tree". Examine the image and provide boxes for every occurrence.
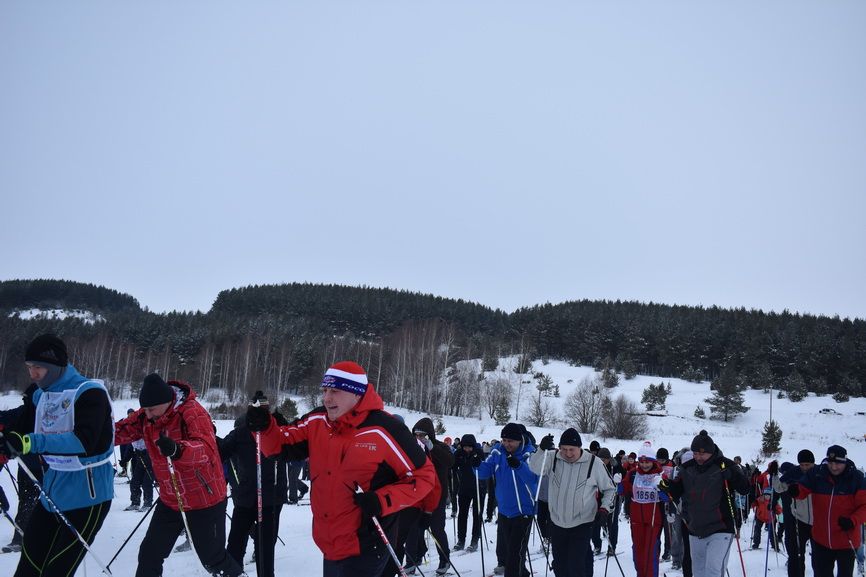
[435,418,447,435]
[493,396,511,426]
[761,420,782,456]
[833,390,850,403]
[694,406,706,419]
[706,368,750,422]
[641,383,669,411]
[601,367,620,389]
[786,372,808,402]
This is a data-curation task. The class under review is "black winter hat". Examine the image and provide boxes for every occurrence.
[690,430,715,454]
[797,449,815,464]
[139,373,174,407]
[656,447,670,461]
[589,440,600,452]
[826,445,847,463]
[460,434,477,448]
[559,428,582,447]
[598,448,612,459]
[500,423,524,442]
[413,417,436,439]
[25,334,68,367]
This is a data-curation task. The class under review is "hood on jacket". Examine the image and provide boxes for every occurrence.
[412,417,436,440]
[460,433,477,448]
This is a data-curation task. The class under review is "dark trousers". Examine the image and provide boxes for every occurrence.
[136,499,243,577]
[14,500,110,577]
[486,478,497,519]
[537,500,551,542]
[457,488,485,543]
[681,520,692,577]
[499,514,533,577]
[608,495,621,549]
[130,450,154,506]
[406,503,450,570]
[811,539,855,577]
[288,462,308,502]
[10,475,40,546]
[785,518,811,577]
[226,503,283,577]
[550,521,594,577]
[381,507,422,577]
[323,545,389,577]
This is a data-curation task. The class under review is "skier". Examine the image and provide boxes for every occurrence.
[529,428,614,577]
[598,447,624,556]
[621,441,667,577]
[772,450,815,577]
[477,423,539,577]
[789,445,866,577]
[452,433,486,552]
[114,372,244,577]
[0,334,114,577]
[658,430,749,577]
[750,485,781,550]
[246,361,436,577]
[121,408,155,512]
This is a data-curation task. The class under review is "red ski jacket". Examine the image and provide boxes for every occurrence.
[115,381,226,512]
[796,460,866,550]
[622,462,666,528]
[257,384,435,561]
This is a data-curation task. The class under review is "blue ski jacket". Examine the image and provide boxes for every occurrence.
[476,441,539,518]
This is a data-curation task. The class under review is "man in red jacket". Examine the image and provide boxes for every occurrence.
[791,445,866,577]
[247,361,436,577]
[115,373,245,577]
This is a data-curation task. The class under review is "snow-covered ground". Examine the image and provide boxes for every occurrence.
[1,359,864,576]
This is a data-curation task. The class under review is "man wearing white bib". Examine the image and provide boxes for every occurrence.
[1,334,114,577]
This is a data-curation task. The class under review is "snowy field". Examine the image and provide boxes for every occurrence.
[2,359,865,576]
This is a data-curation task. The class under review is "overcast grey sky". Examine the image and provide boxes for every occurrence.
[2,1,864,320]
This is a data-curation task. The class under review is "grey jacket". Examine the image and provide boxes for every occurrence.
[773,475,814,525]
[529,448,615,529]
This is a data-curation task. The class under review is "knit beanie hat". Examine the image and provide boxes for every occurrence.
[589,440,600,452]
[656,447,670,461]
[638,441,656,461]
[559,428,582,447]
[25,334,68,367]
[797,449,815,464]
[690,430,715,454]
[826,445,847,463]
[500,423,524,442]
[139,373,174,407]
[321,361,368,396]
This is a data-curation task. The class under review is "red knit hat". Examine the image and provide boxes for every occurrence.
[321,361,369,396]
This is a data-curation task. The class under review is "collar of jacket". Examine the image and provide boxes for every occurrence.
[330,383,385,434]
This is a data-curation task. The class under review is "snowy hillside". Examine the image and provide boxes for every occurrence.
[1,360,863,576]
[7,308,106,325]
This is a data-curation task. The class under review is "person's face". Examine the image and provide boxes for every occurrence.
[658,458,668,466]
[693,449,711,465]
[628,457,635,465]
[602,457,611,466]
[143,402,172,421]
[638,459,654,472]
[799,462,815,474]
[25,362,48,383]
[828,461,847,476]
[415,432,428,443]
[462,445,473,453]
[501,438,521,453]
[559,445,581,462]
[322,387,361,420]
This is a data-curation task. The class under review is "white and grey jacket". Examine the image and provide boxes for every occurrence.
[773,475,814,525]
[529,448,615,529]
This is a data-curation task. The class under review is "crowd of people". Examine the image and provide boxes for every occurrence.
[0,333,865,577]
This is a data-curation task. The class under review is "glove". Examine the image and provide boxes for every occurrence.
[0,486,9,513]
[786,484,799,498]
[471,453,482,467]
[156,431,181,458]
[246,403,272,432]
[613,472,623,484]
[539,434,555,451]
[1,432,31,457]
[507,454,521,469]
[597,507,609,525]
[353,491,382,519]
[720,466,732,481]
[767,460,779,476]
[657,478,671,494]
[839,516,855,531]
[422,438,433,452]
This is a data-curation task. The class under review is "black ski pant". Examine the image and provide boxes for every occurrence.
[381,507,422,577]
[406,502,450,571]
[226,502,283,577]
[550,520,594,577]
[456,488,485,544]
[9,474,40,547]
[811,539,855,577]
[323,545,389,577]
[485,478,497,519]
[537,500,551,542]
[136,499,243,577]
[14,500,110,577]
[498,514,532,577]
[288,462,308,502]
[784,518,811,577]
[681,520,692,577]
[130,450,154,506]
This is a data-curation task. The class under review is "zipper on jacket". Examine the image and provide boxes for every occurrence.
[87,468,96,500]
[828,488,834,548]
[196,470,214,495]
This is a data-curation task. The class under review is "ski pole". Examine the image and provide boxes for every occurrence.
[166,453,199,561]
[474,468,486,577]
[720,463,747,577]
[106,500,157,569]
[529,447,553,572]
[4,463,19,496]
[426,528,462,577]
[0,494,25,537]
[255,431,264,577]
[356,485,410,577]
[13,450,113,575]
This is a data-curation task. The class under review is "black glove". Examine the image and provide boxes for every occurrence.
[839,516,855,531]
[767,461,779,476]
[156,431,181,458]
[657,478,671,494]
[597,507,609,526]
[786,484,799,498]
[0,486,9,513]
[539,434,555,451]
[353,491,382,519]
[471,453,482,468]
[507,454,521,469]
